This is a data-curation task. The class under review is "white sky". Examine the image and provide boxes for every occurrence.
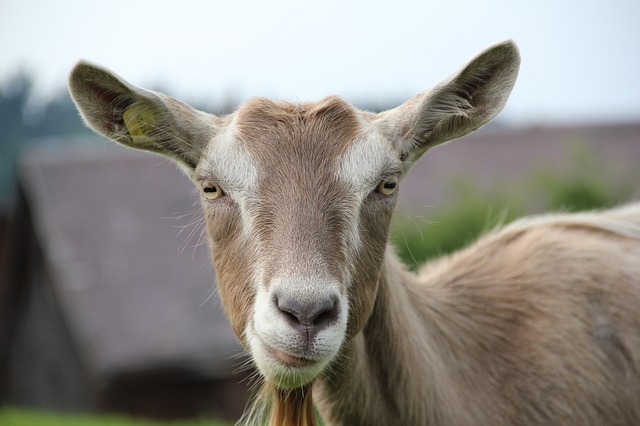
[1,0,639,125]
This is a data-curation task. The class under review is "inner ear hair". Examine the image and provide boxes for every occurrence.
[69,61,219,174]
[374,40,520,166]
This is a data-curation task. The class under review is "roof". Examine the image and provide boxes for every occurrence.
[18,142,242,381]
[400,122,640,211]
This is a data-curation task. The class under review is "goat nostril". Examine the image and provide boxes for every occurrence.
[280,306,301,325]
[275,294,339,329]
[313,297,338,327]
[275,296,302,327]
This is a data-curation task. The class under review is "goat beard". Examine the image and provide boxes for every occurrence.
[269,382,316,426]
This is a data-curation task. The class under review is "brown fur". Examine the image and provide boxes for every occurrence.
[271,385,315,426]
[68,41,640,425]
[314,209,640,425]
[214,96,397,426]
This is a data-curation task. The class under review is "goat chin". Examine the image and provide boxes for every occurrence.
[249,335,330,390]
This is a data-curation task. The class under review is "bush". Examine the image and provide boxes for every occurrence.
[391,180,521,269]
[391,149,634,269]
[534,145,631,212]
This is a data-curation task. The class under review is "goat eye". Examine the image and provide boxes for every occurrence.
[202,183,225,200]
[376,176,398,196]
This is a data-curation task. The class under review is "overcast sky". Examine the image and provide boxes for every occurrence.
[1,0,638,126]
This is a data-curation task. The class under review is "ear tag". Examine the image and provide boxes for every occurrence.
[123,103,155,138]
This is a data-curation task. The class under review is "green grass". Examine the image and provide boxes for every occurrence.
[0,407,230,426]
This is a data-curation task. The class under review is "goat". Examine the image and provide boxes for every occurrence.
[68,41,640,425]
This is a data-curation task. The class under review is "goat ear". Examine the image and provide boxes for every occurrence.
[375,40,520,172]
[68,61,219,175]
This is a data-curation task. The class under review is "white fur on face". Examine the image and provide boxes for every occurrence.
[201,123,258,191]
[335,125,398,269]
[199,122,259,238]
[246,274,349,389]
[337,125,397,193]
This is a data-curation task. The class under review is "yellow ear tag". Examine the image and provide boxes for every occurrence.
[123,103,155,138]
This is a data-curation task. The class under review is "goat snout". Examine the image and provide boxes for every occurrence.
[274,293,340,339]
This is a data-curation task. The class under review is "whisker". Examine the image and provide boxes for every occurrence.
[190,222,209,259]
[165,208,206,254]
[198,287,217,309]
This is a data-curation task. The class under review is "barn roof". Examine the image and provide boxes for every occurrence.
[17,142,242,381]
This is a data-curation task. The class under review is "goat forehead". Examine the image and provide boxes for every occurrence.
[229,96,398,196]
[234,96,363,172]
[199,96,396,204]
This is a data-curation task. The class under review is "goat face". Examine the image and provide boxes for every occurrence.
[68,41,519,392]
[196,96,399,389]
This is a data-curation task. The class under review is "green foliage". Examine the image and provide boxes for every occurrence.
[391,145,634,269]
[391,180,522,269]
[0,407,230,426]
[534,142,631,212]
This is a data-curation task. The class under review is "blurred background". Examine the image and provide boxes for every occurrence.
[1,0,639,424]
